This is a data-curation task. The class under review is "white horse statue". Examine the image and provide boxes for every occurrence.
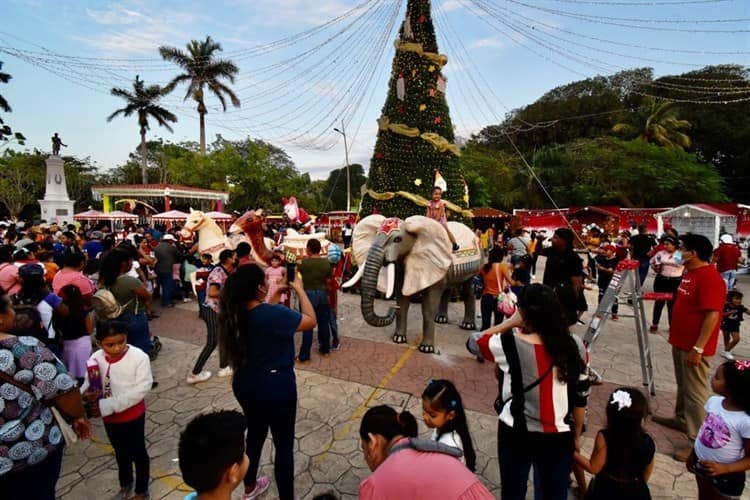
[180,209,230,262]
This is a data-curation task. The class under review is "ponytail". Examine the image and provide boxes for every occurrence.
[359,405,418,442]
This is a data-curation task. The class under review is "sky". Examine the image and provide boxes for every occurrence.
[1,0,748,180]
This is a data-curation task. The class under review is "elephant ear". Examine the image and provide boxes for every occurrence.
[402,216,452,296]
[352,215,386,266]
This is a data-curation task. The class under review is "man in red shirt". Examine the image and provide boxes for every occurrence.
[712,233,742,290]
[653,233,726,462]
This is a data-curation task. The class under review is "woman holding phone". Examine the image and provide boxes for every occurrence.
[219,264,316,500]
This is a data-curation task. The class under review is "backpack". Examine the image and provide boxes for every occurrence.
[11,295,49,343]
[91,288,131,320]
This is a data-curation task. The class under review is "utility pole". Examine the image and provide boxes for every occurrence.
[333,121,351,212]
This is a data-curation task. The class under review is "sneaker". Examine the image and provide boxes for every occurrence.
[242,475,270,500]
[110,485,133,500]
[186,371,212,384]
[652,415,687,434]
[611,314,618,321]
[649,325,658,333]
[589,368,603,386]
[217,366,233,378]
[721,350,735,360]
[332,340,340,351]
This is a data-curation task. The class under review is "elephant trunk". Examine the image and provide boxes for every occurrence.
[360,233,397,327]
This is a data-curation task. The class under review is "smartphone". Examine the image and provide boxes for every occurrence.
[286,262,296,284]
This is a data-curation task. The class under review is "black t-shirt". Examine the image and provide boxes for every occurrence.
[542,248,583,289]
[600,429,655,480]
[629,234,655,260]
[594,255,619,289]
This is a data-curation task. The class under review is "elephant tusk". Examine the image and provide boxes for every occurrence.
[342,265,365,288]
[385,262,396,299]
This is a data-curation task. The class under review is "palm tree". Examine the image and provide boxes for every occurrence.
[159,36,240,154]
[107,75,177,184]
[0,62,11,114]
[612,100,691,150]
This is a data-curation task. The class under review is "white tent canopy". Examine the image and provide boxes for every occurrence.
[152,210,189,221]
[656,204,736,247]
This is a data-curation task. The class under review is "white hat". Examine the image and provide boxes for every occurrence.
[162,234,176,241]
[720,234,734,244]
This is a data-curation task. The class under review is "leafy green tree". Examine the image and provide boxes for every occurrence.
[474,68,652,154]
[361,0,465,219]
[530,137,725,207]
[321,163,366,211]
[0,150,44,217]
[0,61,25,147]
[107,76,177,183]
[612,100,691,150]
[159,37,240,154]
[662,65,750,201]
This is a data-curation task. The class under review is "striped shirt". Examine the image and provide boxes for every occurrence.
[469,331,589,433]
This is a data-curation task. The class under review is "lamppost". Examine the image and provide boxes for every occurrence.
[333,121,351,213]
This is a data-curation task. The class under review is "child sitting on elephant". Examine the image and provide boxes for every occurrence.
[426,187,459,252]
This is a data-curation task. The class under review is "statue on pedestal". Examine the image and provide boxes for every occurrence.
[51,133,67,156]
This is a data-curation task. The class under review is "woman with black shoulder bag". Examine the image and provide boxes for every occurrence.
[467,283,590,500]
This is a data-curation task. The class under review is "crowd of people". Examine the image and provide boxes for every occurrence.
[0,215,748,500]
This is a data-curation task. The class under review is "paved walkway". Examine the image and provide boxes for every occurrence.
[56,263,750,499]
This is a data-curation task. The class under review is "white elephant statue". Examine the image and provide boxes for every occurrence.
[344,215,483,353]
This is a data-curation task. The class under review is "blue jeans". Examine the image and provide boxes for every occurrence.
[498,423,574,500]
[721,269,737,290]
[329,308,339,347]
[299,289,331,359]
[157,271,175,307]
[119,311,151,355]
[233,369,296,500]
[637,258,650,288]
[0,444,64,500]
[480,294,503,330]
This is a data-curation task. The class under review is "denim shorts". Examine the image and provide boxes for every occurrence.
[695,458,746,498]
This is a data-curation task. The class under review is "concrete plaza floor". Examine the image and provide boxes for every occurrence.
[55,262,750,499]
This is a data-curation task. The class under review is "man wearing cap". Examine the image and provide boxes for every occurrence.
[155,234,180,307]
[713,233,742,290]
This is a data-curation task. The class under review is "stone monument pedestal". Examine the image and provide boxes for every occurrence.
[38,155,75,224]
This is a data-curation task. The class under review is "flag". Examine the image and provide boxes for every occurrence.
[434,170,447,192]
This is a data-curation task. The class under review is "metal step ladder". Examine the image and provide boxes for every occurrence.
[583,259,670,397]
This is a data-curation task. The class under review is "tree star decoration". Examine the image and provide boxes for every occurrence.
[419,104,427,111]
[414,178,422,186]
[428,65,435,73]
[610,390,632,411]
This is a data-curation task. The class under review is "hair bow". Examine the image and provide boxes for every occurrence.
[610,390,632,411]
[735,360,750,371]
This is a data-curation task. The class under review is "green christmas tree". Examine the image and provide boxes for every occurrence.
[360,0,466,220]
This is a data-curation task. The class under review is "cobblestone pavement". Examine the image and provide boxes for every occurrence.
[56,262,750,499]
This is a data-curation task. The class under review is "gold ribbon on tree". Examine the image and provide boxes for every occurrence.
[393,41,448,68]
[377,116,460,157]
[362,187,473,219]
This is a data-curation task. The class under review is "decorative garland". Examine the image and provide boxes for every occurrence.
[377,115,460,156]
[394,40,448,68]
[362,187,473,219]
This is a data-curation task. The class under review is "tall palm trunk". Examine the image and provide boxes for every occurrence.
[198,98,207,154]
[140,127,148,184]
